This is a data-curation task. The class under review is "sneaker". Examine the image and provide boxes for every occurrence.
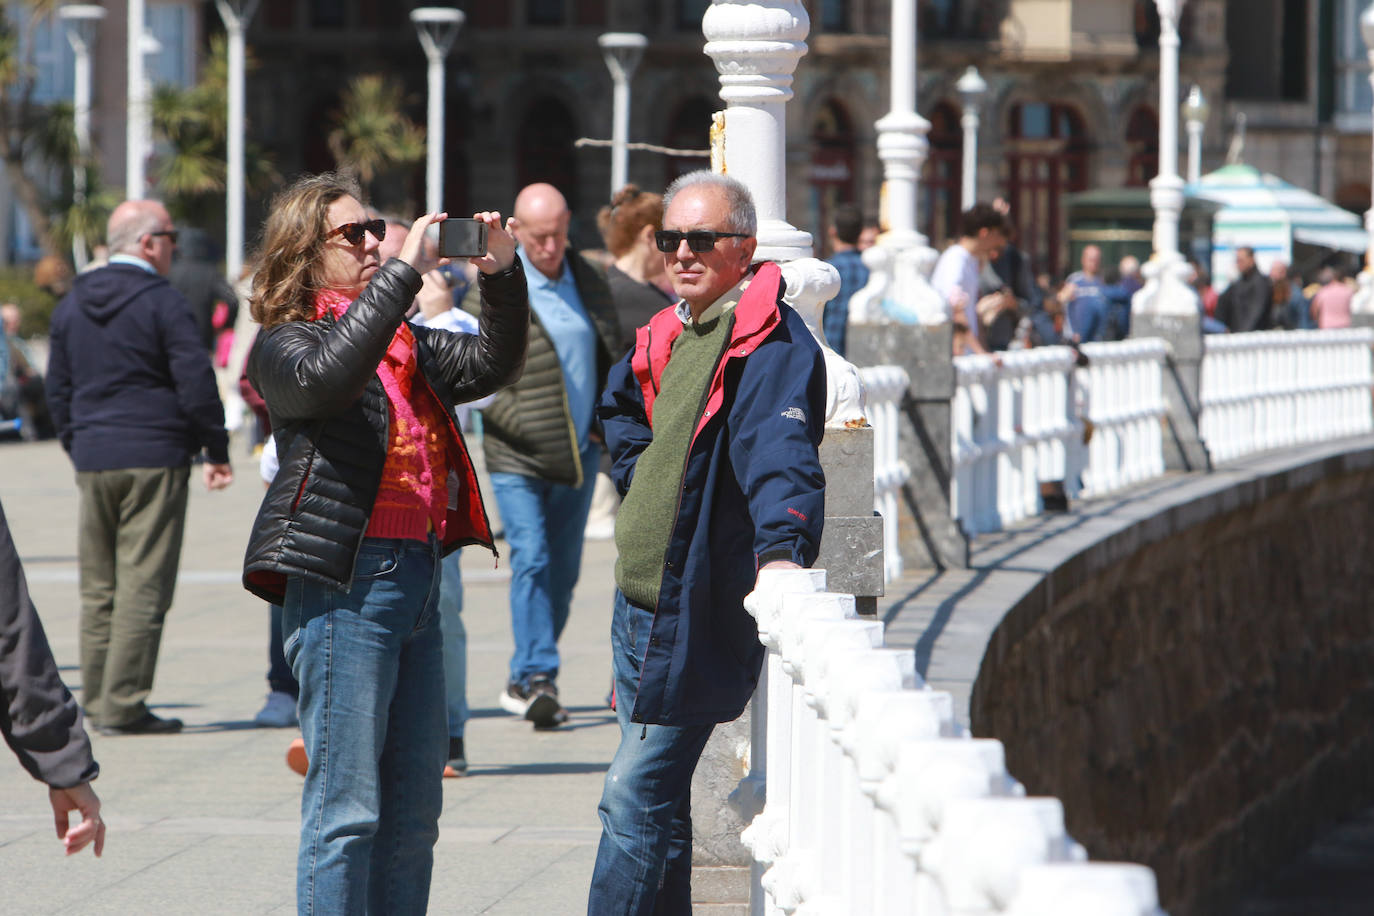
[443,736,467,778]
[253,691,298,728]
[286,737,308,776]
[498,675,568,729]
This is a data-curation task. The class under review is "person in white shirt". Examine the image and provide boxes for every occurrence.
[930,203,1010,355]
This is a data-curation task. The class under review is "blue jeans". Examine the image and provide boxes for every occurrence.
[437,549,467,739]
[588,591,715,916]
[490,442,600,686]
[268,603,299,698]
[282,537,447,916]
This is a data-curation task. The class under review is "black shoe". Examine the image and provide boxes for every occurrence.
[99,711,184,736]
[498,676,568,728]
[444,737,468,777]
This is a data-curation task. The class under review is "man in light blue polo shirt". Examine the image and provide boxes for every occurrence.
[466,183,621,729]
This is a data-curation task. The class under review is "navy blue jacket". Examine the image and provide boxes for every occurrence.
[47,263,228,471]
[597,262,827,726]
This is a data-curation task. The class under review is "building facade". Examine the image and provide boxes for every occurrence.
[4,1,1372,278]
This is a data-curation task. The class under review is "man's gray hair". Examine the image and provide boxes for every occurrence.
[106,202,167,255]
[663,170,756,238]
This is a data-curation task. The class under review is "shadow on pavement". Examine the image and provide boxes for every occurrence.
[183,720,264,733]
[469,761,611,777]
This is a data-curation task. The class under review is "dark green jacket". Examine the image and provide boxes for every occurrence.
[464,250,621,487]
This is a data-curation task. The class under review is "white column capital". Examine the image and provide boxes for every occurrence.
[703,0,812,262]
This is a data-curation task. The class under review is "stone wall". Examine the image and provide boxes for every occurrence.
[969,449,1374,916]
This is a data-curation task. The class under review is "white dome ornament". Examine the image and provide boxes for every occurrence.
[779,258,868,428]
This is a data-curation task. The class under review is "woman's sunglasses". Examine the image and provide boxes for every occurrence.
[654,230,749,253]
[325,219,387,246]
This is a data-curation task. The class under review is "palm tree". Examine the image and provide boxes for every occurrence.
[327,74,426,203]
[0,0,68,262]
[149,35,276,230]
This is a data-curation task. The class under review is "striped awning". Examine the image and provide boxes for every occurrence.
[1189,164,1367,289]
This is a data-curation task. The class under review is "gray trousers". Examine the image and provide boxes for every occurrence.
[76,466,189,727]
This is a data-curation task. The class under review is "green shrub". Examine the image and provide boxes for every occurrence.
[0,266,60,335]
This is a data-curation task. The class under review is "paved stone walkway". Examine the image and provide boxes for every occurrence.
[0,439,620,915]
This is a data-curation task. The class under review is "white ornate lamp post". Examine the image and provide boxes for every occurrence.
[1132,0,1196,317]
[126,0,146,199]
[702,1,813,262]
[214,0,260,284]
[956,65,987,208]
[847,0,945,325]
[411,7,465,215]
[1353,5,1374,317]
[58,4,105,269]
[1182,84,1208,186]
[598,32,648,196]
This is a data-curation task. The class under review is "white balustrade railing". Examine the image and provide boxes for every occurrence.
[1200,328,1374,464]
[952,348,1081,535]
[950,342,1173,534]
[1073,340,1169,498]
[860,365,912,582]
[741,568,1166,915]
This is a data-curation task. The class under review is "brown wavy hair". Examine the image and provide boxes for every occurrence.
[596,184,664,258]
[250,172,363,329]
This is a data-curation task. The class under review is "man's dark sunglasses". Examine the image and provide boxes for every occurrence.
[146,230,179,244]
[654,229,749,253]
[326,219,387,246]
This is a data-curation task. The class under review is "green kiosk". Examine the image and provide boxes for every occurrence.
[1064,188,1222,278]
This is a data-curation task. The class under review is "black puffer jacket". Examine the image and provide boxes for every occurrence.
[242,259,529,604]
[463,250,621,487]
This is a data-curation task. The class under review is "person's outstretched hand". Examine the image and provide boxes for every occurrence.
[400,212,448,269]
[50,782,105,857]
[470,211,519,276]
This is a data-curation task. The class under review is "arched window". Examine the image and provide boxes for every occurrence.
[1004,101,1089,275]
[1125,106,1159,187]
[808,99,857,254]
[663,97,716,186]
[922,102,963,248]
[517,97,580,209]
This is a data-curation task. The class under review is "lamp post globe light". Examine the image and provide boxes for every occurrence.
[411,7,465,216]
[598,32,648,196]
[955,65,987,208]
[1182,84,1208,186]
[58,4,106,269]
[213,0,260,285]
[1352,3,1374,316]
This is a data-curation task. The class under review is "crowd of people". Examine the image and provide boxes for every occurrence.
[2,167,828,916]
[4,168,1370,914]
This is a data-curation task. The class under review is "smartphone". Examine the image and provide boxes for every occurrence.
[439,218,488,259]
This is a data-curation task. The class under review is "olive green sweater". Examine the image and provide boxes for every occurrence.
[614,309,735,609]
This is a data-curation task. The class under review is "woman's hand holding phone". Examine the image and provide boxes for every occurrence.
[471,211,518,275]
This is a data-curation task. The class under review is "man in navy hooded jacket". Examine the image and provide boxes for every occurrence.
[46,200,233,736]
[588,171,827,914]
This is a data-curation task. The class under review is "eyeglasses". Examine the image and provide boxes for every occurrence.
[325,219,387,246]
[146,230,179,244]
[654,229,749,253]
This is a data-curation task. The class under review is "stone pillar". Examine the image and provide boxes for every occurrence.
[1132,314,1212,471]
[848,322,969,570]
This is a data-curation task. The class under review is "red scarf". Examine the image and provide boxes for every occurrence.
[313,288,416,397]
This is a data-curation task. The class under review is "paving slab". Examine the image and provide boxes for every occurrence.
[0,439,618,915]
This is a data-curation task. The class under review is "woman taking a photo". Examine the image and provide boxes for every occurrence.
[241,172,528,914]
